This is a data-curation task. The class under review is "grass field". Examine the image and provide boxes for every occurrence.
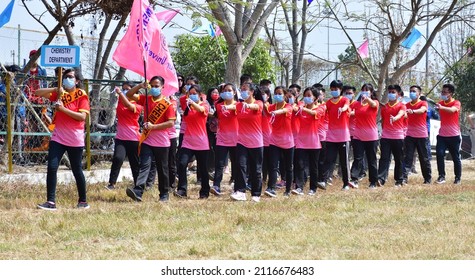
[0,160,474,260]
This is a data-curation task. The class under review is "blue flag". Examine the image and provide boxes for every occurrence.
[401,27,422,49]
[0,0,14,29]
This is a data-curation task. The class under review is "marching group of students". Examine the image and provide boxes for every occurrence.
[35,70,462,210]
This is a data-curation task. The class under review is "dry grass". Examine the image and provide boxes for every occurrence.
[0,160,474,260]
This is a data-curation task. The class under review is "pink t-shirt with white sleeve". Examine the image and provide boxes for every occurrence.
[296,106,321,149]
[216,101,238,146]
[236,100,263,148]
[352,100,379,141]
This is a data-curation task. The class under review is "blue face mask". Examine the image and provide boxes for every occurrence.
[189,94,199,103]
[388,93,397,101]
[63,77,75,90]
[344,94,353,100]
[303,96,314,105]
[262,94,268,102]
[409,91,418,101]
[274,94,284,103]
[241,90,250,100]
[122,89,129,95]
[360,91,369,98]
[440,94,449,101]
[330,90,340,98]
[288,97,295,105]
[150,87,161,97]
[220,91,233,100]
[185,85,191,92]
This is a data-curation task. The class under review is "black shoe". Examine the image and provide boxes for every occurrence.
[77,201,90,209]
[435,176,446,184]
[317,181,326,190]
[199,194,209,199]
[368,184,376,189]
[423,180,431,185]
[264,188,277,197]
[126,188,142,202]
[173,189,187,198]
[37,201,57,211]
[454,178,461,185]
[105,184,115,190]
[376,179,384,187]
[159,194,169,202]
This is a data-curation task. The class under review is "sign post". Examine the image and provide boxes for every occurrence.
[40,45,80,68]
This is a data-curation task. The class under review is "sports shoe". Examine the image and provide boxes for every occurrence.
[159,194,169,202]
[349,181,358,189]
[291,188,304,195]
[77,201,90,209]
[308,189,316,196]
[368,184,376,189]
[245,183,252,191]
[376,179,384,187]
[199,194,209,199]
[326,178,333,186]
[342,185,350,191]
[37,201,57,211]
[454,178,461,185]
[210,186,222,196]
[317,181,326,190]
[230,191,247,201]
[423,180,431,185]
[126,188,142,202]
[264,188,277,198]
[251,196,260,202]
[435,176,446,184]
[276,180,286,189]
[105,184,115,190]
[173,189,187,199]
[395,183,402,188]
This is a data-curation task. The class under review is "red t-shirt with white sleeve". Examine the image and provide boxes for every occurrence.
[349,100,357,137]
[268,103,294,149]
[216,101,238,146]
[292,102,303,144]
[236,100,263,148]
[49,89,90,147]
[262,103,272,147]
[115,98,143,141]
[438,99,461,137]
[325,97,350,143]
[296,106,321,149]
[381,101,406,140]
[352,100,379,141]
[406,100,428,138]
[137,95,176,147]
[182,101,210,150]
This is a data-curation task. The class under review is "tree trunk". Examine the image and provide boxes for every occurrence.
[226,43,244,86]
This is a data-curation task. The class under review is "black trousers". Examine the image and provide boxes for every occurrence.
[134,144,169,197]
[403,136,432,182]
[317,141,327,182]
[350,139,378,184]
[108,139,140,185]
[235,144,263,196]
[168,137,178,188]
[436,135,462,180]
[378,138,404,185]
[213,145,237,188]
[177,147,210,197]
[267,145,294,192]
[295,148,320,191]
[323,141,350,185]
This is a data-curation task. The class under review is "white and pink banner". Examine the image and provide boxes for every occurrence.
[113,0,178,96]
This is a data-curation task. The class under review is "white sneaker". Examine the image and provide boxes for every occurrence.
[230,191,247,201]
[251,196,260,202]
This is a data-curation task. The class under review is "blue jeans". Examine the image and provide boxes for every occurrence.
[46,141,86,203]
[436,135,461,179]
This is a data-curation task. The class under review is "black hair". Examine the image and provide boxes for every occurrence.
[185,75,199,84]
[150,75,165,86]
[343,85,356,93]
[361,83,377,100]
[260,79,272,86]
[410,85,422,92]
[289,83,301,91]
[312,83,323,88]
[303,87,320,99]
[329,80,343,90]
[274,85,285,94]
[442,84,455,93]
[260,86,273,103]
[122,81,133,88]
[206,87,218,108]
[188,84,202,94]
[240,74,252,85]
[216,83,238,103]
[63,68,81,88]
[387,84,403,96]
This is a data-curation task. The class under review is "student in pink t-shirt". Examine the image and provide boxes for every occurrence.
[35,69,90,210]
[349,83,379,189]
[125,76,176,202]
[292,87,322,196]
[230,83,264,202]
[319,80,351,190]
[435,84,461,185]
[313,85,328,186]
[346,85,367,181]
[106,81,143,191]
[210,83,239,196]
[377,84,406,187]
[264,86,294,197]
[260,86,273,183]
[174,84,211,199]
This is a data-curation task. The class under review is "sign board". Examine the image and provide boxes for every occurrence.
[40,45,80,67]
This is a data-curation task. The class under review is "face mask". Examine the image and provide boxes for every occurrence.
[344,94,353,100]
[409,91,418,101]
[211,93,219,101]
[303,97,314,105]
[262,94,268,102]
[360,91,369,98]
[185,85,191,92]
[440,95,449,101]
[388,93,397,101]
[220,91,233,100]
[330,90,340,98]
[122,90,128,95]
[274,94,284,103]
[150,87,161,97]
[189,94,199,103]
[288,97,294,105]
[241,90,250,100]
[63,77,75,90]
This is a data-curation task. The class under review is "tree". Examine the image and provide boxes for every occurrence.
[448,36,475,112]
[172,34,275,90]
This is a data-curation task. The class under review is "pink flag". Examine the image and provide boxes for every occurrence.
[155,10,179,24]
[112,0,178,96]
[357,39,369,59]
[215,25,222,37]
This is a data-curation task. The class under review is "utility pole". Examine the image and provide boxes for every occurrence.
[17,24,21,66]
[10,50,15,64]
[425,0,429,90]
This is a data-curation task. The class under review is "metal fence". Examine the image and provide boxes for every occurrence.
[0,70,135,174]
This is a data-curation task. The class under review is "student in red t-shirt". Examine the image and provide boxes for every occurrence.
[211,83,239,196]
[435,84,462,185]
[349,83,379,189]
[231,83,264,202]
[346,85,367,181]
[403,85,432,184]
[125,76,176,202]
[320,80,351,190]
[260,86,273,183]
[265,86,294,197]
[313,86,328,186]
[377,84,406,187]
[174,84,211,199]
[105,81,143,190]
[35,69,90,210]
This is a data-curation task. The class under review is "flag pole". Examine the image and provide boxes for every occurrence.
[144,59,148,123]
